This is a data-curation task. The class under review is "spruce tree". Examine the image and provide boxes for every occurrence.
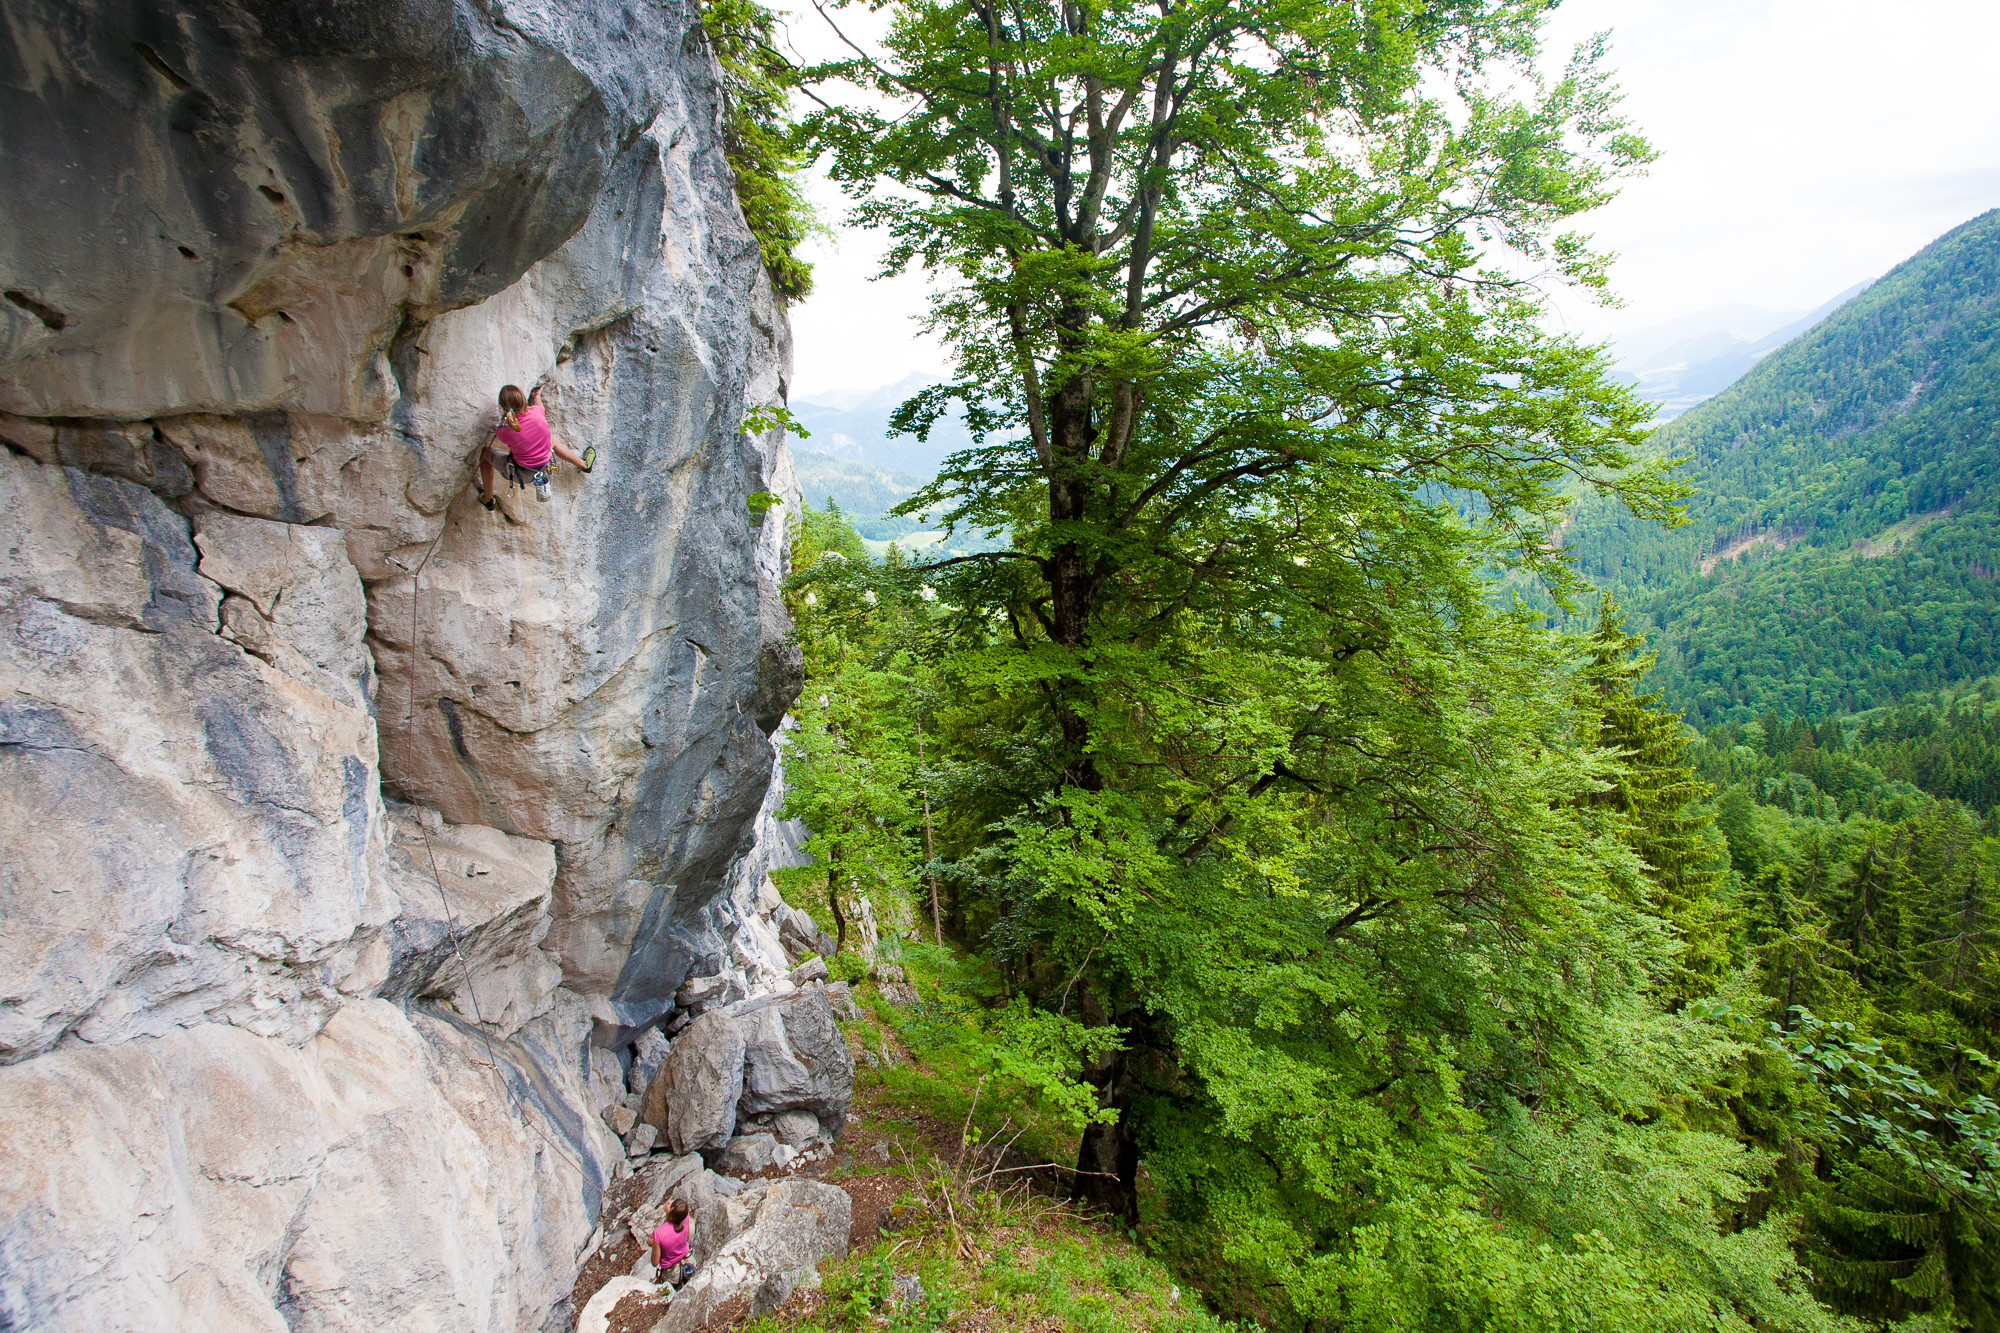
[1579,596,1729,998]
[1748,861,1866,1022]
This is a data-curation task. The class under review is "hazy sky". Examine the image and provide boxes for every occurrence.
[784,0,2000,400]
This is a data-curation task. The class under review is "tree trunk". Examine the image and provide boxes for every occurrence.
[827,835,848,955]
[919,719,943,947]
[1073,1046,1141,1225]
[1046,318,1105,792]
[923,792,943,947]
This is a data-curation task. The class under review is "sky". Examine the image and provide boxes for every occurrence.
[782,0,2000,401]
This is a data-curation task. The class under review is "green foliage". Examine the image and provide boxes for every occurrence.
[774,503,929,953]
[1689,679,2000,821]
[1557,209,2000,723]
[1693,757,2000,1328]
[698,0,818,299]
[1769,1009,2000,1206]
[743,401,812,439]
[767,3,1875,1327]
[1579,597,1730,997]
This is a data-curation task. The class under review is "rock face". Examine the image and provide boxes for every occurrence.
[0,0,815,1328]
[736,989,854,1136]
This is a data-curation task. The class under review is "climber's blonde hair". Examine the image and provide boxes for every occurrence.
[498,384,528,431]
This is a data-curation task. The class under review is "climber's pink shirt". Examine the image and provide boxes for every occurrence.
[653,1219,689,1268]
[494,404,553,468]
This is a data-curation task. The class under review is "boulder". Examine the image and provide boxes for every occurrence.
[630,1027,673,1094]
[627,1157,764,1275]
[736,989,855,1136]
[625,1123,659,1157]
[580,1276,662,1333]
[825,980,862,1022]
[717,1132,785,1177]
[771,1109,822,1148]
[587,1042,630,1114]
[776,906,835,963]
[878,982,922,1008]
[753,1261,823,1316]
[643,1010,747,1154]
[650,1180,852,1333]
[789,956,830,986]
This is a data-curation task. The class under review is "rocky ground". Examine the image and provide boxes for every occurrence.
[572,966,939,1331]
[567,964,1217,1333]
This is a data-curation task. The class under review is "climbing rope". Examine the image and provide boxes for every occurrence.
[391,511,608,1207]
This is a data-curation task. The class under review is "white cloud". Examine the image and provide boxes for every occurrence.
[782,0,2000,394]
[1538,0,2000,338]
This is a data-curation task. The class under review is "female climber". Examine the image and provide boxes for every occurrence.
[648,1200,695,1288]
[479,383,597,509]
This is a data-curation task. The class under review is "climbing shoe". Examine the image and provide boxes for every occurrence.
[578,446,597,474]
[479,493,497,513]
[532,467,552,503]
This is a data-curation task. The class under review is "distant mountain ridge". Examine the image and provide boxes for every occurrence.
[1609,284,1872,419]
[790,373,976,477]
[789,449,934,540]
[1565,207,2000,723]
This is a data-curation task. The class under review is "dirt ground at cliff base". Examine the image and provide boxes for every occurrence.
[571,1169,649,1312]
[571,1014,1016,1330]
[607,1286,672,1332]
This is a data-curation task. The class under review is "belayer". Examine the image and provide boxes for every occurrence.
[480,384,597,509]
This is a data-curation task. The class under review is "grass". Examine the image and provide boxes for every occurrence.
[743,950,1244,1333]
[741,1145,1234,1333]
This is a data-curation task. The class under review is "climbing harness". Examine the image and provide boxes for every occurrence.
[498,456,553,505]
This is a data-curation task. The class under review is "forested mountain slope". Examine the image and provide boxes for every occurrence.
[791,449,933,540]
[1566,208,2000,722]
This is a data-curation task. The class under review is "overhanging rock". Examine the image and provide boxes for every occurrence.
[0,0,802,1327]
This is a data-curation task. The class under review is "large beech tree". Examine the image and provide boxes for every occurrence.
[793,3,1849,1327]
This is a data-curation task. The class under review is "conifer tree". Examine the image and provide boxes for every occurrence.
[1830,835,1921,991]
[1578,596,1729,997]
[1810,1149,2000,1331]
[1748,862,1866,1022]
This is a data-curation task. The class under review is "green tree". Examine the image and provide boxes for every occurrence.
[799,4,1848,1327]
[701,0,819,298]
[774,504,925,953]
[1579,595,1729,998]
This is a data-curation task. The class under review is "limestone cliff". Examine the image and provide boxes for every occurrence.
[0,1,811,1327]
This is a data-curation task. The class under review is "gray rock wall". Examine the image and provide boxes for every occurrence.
[0,1,807,1327]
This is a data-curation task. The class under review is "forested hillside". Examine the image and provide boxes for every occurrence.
[1564,209,2000,723]
[791,449,933,540]
[745,2,1997,1330]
